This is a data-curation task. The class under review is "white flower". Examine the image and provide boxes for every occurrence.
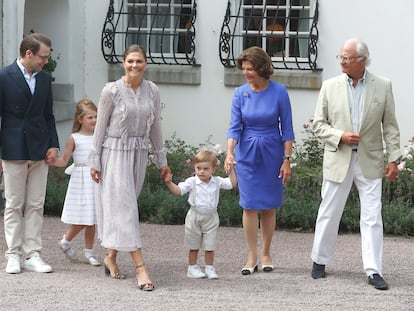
[407,154,413,160]
[398,161,406,171]
[147,154,154,165]
[213,144,223,155]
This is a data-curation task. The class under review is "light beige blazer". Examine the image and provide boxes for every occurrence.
[312,71,401,183]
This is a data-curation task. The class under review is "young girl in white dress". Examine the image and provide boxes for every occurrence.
[55,99,100,266]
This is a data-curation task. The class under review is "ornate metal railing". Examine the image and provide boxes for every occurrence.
[101,0,197,65]
[219,0,319,70]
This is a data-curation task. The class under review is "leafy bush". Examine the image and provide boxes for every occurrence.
[43,129,414,236]
[293,116,323,168]
[139,133,241,226]
[45,166,68,216]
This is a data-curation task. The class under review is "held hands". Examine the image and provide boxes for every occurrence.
[163,171,181,195]
[45,148,59,165]
[224,153,236,174]
[160,166,171,180]
[164,172,173,184]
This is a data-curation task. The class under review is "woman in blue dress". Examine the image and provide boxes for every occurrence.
[225,46,295,275]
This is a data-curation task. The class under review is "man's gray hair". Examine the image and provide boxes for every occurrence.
[355,39,371,66]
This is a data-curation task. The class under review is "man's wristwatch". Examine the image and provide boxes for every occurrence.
[393,156,402,165]
[283,155,292,161]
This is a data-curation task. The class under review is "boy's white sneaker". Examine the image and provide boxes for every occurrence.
[205,265,219,279]
[5,254,21,274]
[187,265,207,278]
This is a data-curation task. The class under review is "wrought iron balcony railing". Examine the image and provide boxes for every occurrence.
[219,0,319,70]
[101,0,197,65]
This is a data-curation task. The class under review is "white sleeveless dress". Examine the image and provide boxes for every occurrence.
[61,133,96,225]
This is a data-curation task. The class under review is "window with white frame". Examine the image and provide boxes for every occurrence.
[101,0,197,65]
[219,0,319,70]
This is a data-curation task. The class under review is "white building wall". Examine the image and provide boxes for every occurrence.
[2,0,25,66]
[22,0,108,146]
[2,0,413,150]
[150,0,413,148]
[24,1,68,83]
[317,0,413,148]
[82,1,110,102]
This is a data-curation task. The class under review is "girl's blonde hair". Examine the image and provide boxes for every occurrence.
[193,150,218,167]
[71,98,97,133]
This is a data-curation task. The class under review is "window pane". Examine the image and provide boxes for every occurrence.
[266,21,284,57]
[127,2,147,48]
[128,5,147,27]
[219,0,319,69]
[126,0,196,55]
[102,0,197,65]
[175,3,194,54]
[292,0,309,5]
[152,5,169,27]
[266,0,286,5]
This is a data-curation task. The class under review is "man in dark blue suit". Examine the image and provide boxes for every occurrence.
[0,33,60,274]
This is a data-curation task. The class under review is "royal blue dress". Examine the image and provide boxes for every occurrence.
[227,81,295,210]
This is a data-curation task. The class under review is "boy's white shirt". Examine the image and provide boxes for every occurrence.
[178,175,233,213]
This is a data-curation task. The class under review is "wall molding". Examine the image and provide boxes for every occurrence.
[224,68,323,89]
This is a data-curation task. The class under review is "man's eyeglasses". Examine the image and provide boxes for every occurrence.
[336,55,361,63]
[36,54,50,60]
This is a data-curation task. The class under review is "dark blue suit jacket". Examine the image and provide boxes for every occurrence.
[0,61,59,160]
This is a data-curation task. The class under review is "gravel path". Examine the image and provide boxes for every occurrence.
[0,216,413,310]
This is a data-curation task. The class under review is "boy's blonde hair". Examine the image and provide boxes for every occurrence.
[193,150,218,167]
[72,98,97,133]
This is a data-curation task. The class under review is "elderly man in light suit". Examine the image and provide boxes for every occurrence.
[310,38,401,290]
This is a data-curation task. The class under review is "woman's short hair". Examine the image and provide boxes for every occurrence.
[236,46,274,79]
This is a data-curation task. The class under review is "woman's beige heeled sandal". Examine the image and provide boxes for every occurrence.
[104,253,126,279]
[136,263,154,291]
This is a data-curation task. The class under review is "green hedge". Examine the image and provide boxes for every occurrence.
[44,132,414,236]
